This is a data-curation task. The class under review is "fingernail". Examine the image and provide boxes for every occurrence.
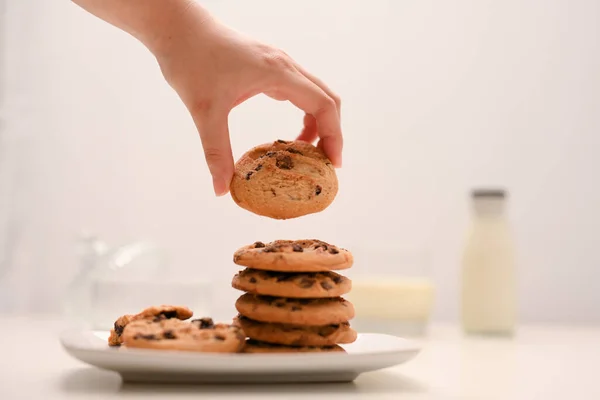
[212,176,228,196]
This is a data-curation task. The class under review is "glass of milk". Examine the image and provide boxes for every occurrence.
[345,244,435,337]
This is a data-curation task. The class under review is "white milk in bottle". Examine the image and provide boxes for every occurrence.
[461,188,516,335]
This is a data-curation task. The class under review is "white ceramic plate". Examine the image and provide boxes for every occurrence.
[60,330,421,384]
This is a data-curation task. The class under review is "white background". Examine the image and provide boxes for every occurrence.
[1,0,599,323]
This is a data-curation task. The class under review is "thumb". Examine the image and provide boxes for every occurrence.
[189,103,234,196]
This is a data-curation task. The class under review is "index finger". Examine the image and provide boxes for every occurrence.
[275,71,343,167]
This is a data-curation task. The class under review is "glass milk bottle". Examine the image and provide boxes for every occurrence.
[461,189,516,335]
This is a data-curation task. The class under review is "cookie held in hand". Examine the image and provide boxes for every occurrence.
[229,140,338,219]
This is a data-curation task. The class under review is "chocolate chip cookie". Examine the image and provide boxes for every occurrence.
[232,268,351,298]
[235,293,355,325]
[242,339,345,354]
[108,305,193,346]
[233,239,353,272]
[229,140,338,219]
[120,317,246,353]
[234,314,357,346]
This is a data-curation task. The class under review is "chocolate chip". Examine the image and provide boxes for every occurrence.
[214,334,226,341]
[114,323,124,335]
[134,334,157,340]
[315,185,322,195]
[274,301,286,308]
[318,325,338,337]
[270,188,276,196]
[276,139,290,144]
[291,306,302,311]
[161,311,178,319]
[286,148,303,155]
[254,241,266,248]
[276,274,295,282]
[298,299,312,305]
[332,275,342,284]
[265,151,275,157]
[275,155,293,169]
[163,330,176,339]
[255,164,263,171]
[314,243,328,251]
[299,278,315,288]
[292,244,303,252]
[249,277,257,284]
[246,171,253,180]
[191,317,214,329]
[329,248,339,254]
[320,281,333,290]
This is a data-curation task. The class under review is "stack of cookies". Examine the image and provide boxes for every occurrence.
[231,239,357,353]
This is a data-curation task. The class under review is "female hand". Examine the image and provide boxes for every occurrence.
[73,0,343,196]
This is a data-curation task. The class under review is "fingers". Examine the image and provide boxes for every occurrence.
[297,113,318,143]
[188,100,234,196]
[275,72,343,167]
[293,63,341,119]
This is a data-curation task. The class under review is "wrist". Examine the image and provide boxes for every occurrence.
[140,1,217,59]
[72,0,217,59]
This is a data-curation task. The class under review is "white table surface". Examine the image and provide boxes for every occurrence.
[1,315,599,400]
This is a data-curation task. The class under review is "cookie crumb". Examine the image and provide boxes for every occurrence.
[253,241,266,248]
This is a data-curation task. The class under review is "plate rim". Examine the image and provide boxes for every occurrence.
[60,328,422,361]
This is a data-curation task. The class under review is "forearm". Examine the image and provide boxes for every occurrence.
[71,0,215,55]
